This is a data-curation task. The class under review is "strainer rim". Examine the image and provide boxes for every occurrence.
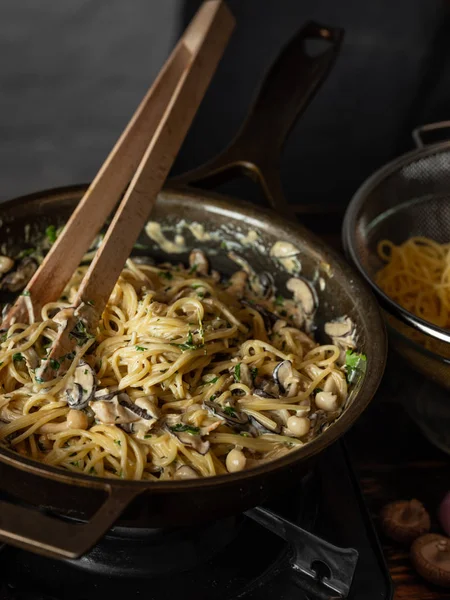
[343,140,450,346]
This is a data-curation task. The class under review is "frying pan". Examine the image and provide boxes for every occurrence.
[0,22,386,560]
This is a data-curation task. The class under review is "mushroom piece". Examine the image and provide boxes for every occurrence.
[411,533,450,588]
[226,271,248,298]
[0,256,14,275]
[323,371,348,403]
[203,400,249,430]
[166,424,210,455]
[174,465,200,480]
[324,317,356,350]
[258,272,274,299]
[189,249,209,275]
[0,257,38,293]
[241,299,279,331]
[89,393,141,425]
[65,363,97,410]
[380,499,431,544]
[286,277,317,316]
[273,360,300,394]
[22,348,40,371]
[247,412,282,435]
[254,378,280,399]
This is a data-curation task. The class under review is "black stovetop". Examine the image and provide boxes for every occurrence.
[0,441,392,600]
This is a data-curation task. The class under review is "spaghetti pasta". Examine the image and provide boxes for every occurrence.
[0,251,357,480]
[376,236,450,328]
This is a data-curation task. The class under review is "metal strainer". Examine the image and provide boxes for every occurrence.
[343,122,450,391]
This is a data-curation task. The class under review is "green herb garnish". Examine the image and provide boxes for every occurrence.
[144,434,152,439]
[220,241,228,250]
[17,248,35,258]
[170,424,200,435]
[234,363,241,382]
[206,376,219,384]
[159,271,173,280]
[171,331,204,352]
[45,224,57,244]
[50,359,60,371]
[69,320,93,346]
[188,264,198,275]
[345,349,367,383]
[314,388,323,394]
[136,346,147,351]
[250,367,258,380]
[21,290,30,297]
[275,295,284,306]
[12,353,23,362]
[114,440,121,446]
[223,406,236,417]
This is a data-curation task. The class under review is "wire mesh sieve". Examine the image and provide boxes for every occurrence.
[343,128,450,391]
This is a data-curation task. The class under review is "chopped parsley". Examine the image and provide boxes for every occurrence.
[158,271,173,280]
[0,333,7,343]
[223,406,236,417]
[89,467,96,474]
[114,440,121,446]
[220,241,228,250]
[21,290,30,297]
[188,264,198,275]
[170,424,200,435]
[17,248,35,258]
[50,359,60,371]
[240,432,250,438]
[275,295,284,306]
[314,388,323,394]
[144,434,152,439]
[206,376,219,384]
[191,284,203,290]
[69,320,93,346]
[234,363,241,382]
[12,353,23,362]
[45,224,57,244]
[345,350,367,383]
[171,331,204,352]
[250,367,258,381]
[209,393,217,402]
[70,461,79,467]
[136,346,147,351]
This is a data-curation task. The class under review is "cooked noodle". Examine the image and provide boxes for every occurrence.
[376,236,450,328]
[0,255,354,480]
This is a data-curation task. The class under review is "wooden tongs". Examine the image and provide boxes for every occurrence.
[2,0,234,380]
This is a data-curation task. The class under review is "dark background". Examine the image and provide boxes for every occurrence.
[1,0,449,209]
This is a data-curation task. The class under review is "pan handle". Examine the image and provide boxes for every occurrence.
[170,21,344,217]
[0,480,138,559]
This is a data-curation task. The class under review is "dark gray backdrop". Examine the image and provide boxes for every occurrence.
[1,0,449,209]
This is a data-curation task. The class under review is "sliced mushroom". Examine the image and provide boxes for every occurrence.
[166,424,210,455]
[0,256,14,275]
[89,393,140,425]
[254,378,280,399]
[273,360,300,394]
[189,249,209,275]
[315,391,339,412]
[241,299,278,331]
[258,272,274,299]
[0,257,38,293]
[247,412,282,434]
[286,277,317,316]
[203,400,249,430]
[174,465,200,480]
[226,271,248,298]
[65,363,96,409]
[94,387,119,401]
[324,317,356,351]
[22,348,40,371]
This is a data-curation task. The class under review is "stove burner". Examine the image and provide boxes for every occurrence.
[0,442,393,600]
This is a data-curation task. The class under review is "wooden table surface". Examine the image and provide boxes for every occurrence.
[347,360,450,599]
